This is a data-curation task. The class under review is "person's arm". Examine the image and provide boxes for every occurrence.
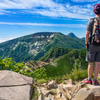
[85,31,90,49]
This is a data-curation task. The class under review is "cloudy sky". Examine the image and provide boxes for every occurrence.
[0,0,99,43]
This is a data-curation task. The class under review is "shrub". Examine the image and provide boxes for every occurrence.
[65,67,88,81]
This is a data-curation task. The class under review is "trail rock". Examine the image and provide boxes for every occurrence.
[68,79,75,85]
[87,84,100,100]
[38,95,43,100]
[48,94,54,100]
[72,88,94,100]
[56,85,67,100]
[0,70,34,100]
[40,87,54,97]
[48,80,57,89]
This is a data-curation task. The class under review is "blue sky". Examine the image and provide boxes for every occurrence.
[0,0,99,43]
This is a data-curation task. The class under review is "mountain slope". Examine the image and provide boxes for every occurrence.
[43,49,87,77]
[25,48,88,78]
[0,32,85,62]
[39,47,72,62]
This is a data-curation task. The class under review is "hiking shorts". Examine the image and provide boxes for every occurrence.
[86,44,100,62]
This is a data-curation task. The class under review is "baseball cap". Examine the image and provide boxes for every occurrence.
[93,4,100,14]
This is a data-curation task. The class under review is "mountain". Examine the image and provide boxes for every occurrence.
[0,32,85,62]
[39,47,72,62]
[67,32,78,38]
[68,33,85,40]
[25,48,88,77]
[81,37,85,40]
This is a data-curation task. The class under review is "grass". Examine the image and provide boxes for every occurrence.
[64,67,88,81]
[36,79,47,84]
[31,84,39,100]
[53,67,88,83]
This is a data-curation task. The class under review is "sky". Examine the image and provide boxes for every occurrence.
[0,0,100,43]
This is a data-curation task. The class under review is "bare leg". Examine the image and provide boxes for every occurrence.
[88,62,94,79]
[94,62,100,79]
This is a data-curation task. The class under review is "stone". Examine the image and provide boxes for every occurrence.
[87,84,100,100]
[56,85,67,100]
[0,70,33,86]
[0,70,34,100]
[44,97,51,100]
[48,94,54,99]
[56,92,62,99]
[72,88,94,100]
[0,85,33,100]
[94,96,100,100]
[37,87,42,94]
[67,92,72,100]
[68,79,75,85]
[61,94,67,100]
[48,80,57,89]
[41,83,47,87]
[40,87,54,97]
[57,85,65,95]
[77,83,85,90]
[62,84,74,91]
[87,84,100,96]
[38,95,43,100]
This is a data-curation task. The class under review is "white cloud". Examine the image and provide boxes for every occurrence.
[0,38,14,43]
[0,9,12,15]
[0,0,95,19]
[71,0,98,2]
[0,22,86,28]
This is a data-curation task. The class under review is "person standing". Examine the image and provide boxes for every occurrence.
[83,4,100,85]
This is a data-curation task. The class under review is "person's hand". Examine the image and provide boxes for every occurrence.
[85,44,88,49]
[85,44,89,51]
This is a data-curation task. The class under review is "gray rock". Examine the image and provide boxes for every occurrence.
[0,70,33,86]
[87,84,100,96]
[0,85,33,100]
[44,97,51,100]
[48,94,54,100]
[67,92,72,100]
[0,70,34,100]
[38,95,43,100]
[72,88,94,100]
[40,87,54,97]
[48,80,57,89]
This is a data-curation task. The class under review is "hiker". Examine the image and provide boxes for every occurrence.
[83,3,100,85]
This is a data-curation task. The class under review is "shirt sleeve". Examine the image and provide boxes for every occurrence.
[86,18,94,32]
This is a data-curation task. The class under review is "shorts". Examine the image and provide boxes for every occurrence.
[86,44,100,62]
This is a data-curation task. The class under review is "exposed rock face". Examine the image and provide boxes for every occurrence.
[0,70,34,100]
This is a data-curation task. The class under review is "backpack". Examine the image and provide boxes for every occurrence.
[90,17,100,45]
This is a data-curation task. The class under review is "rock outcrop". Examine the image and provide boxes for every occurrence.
[0,70,34,100]
[35,79,100,100]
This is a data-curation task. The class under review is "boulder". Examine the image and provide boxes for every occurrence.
[0,70,33,86]
[0,70,34,100]
[72,88,94,100]
[87,84,100,100]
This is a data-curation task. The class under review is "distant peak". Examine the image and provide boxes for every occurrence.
[67,33,78,38]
